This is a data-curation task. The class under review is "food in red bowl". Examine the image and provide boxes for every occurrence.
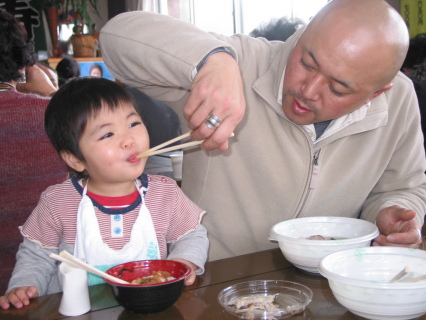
[103,260,191,313]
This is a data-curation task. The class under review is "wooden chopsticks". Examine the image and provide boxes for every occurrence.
[137,132,194,158]
[137,131,234,158]
[389,266,410,282]
[389,266,426,283]
[49,250,130,284]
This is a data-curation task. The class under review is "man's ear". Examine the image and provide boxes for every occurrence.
[60,151,85,173]
[366,83,393,103]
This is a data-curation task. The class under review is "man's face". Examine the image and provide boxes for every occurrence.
[282,28,385,125]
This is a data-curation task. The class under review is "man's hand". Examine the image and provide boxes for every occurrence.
[0,286,38,309]
[16,65,57,97]
[184,52,246,151]
[372,205,422,248]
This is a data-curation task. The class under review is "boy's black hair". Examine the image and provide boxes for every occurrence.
[45,77,139,178]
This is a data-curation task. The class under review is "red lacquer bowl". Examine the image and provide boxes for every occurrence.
[103,260,190,313]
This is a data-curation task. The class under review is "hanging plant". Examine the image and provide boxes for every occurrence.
[33,0,99,33]
[63,0,100,33]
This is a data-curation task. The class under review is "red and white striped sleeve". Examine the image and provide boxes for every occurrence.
[20,179,80,248]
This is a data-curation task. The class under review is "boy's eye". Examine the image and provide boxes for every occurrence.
[129,121,142,128]
[100,132,113,140]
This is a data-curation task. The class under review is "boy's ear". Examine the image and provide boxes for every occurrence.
[60,151,85,173]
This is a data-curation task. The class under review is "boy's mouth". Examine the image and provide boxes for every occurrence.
[127,153,141,163]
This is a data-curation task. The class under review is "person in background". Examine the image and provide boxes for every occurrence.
[0,9,67,294]
[401,33,426,79]
[100,0,426,260]
[400,33,426,153]
[249,16,305,42]
[89,63,103,77]
[56,56,80,87]
[0,77,208,310]
[37,62,59,89]
[400,34,426,250]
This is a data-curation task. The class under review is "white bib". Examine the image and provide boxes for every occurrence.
[74,179,160,285]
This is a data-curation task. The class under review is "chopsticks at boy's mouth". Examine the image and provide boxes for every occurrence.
[137,131,234,158]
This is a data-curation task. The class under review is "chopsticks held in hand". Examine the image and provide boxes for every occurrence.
[137,131,235,158]
[49,250,130,285]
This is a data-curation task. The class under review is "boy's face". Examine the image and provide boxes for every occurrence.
[76,102,149,191]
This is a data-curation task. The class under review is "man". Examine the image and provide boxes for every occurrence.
[100,0,426,260]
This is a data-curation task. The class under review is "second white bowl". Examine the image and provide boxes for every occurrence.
[318,247,426,320]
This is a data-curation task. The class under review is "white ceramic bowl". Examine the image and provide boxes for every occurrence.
[318,246,426,320]
[270,217,379,273]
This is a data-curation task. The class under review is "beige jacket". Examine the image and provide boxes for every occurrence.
[100,12,426,261]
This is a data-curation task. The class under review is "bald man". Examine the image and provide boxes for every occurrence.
[100,0,426,261]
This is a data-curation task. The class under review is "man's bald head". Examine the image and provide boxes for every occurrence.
[281,0,410,124]
[304,0,409,90]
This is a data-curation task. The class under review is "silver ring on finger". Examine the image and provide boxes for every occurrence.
[205,113,222,130]
[411,228,422,241]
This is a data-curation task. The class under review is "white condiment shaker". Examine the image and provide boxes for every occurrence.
[58,261,91,316]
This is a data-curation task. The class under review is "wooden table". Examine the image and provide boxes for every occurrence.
[1,248,425,320]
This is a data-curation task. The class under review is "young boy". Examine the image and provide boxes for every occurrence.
[0,77,208,310]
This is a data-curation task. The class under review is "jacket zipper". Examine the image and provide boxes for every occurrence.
[295,149,321,219]
[310,150,320,189]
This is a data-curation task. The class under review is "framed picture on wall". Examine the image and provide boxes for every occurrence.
[78,60,114,80]
[46,57,115,81]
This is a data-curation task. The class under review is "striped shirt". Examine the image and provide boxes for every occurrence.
[21,174,205,259]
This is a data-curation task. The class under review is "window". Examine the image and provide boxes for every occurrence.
[193,0,235,35]
[240,0,328,34]
[158,0,328,35]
